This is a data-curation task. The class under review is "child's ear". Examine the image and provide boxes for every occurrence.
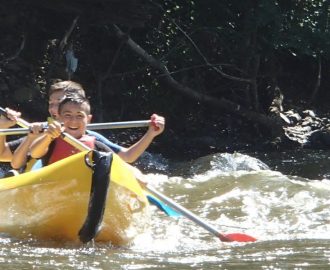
[87,114,92,123]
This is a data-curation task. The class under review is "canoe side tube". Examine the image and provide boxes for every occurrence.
[78,150,112,243]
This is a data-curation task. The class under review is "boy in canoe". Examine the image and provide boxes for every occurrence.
[48,81,165,163]
[30,93,111,164]
[0,80,165,171]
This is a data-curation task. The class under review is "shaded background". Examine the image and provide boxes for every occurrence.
[1,0,330,159]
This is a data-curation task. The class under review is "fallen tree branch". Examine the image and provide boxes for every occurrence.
[112,24,284,137]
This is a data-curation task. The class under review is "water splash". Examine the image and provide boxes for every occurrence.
[188,152,269,182]
[145,152,330,245]
[1,151,330,269]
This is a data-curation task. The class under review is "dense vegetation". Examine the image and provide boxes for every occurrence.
[1,0,330,159]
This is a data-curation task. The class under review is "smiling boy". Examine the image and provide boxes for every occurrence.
[47,81,165,163]
[30,94,111,164]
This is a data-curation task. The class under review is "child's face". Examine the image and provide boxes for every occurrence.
[48,91,64,119]
[58,102,92,139]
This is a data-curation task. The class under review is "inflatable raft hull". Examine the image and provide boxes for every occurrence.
[0,151,149,245]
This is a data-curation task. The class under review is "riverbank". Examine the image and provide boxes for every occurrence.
[109,103,330,162]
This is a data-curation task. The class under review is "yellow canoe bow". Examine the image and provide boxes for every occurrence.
[0,151,149,245]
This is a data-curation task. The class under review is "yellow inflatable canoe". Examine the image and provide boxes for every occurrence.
[0,151,149,245]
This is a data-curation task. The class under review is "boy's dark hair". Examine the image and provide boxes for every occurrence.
[49,81,86,97]
[58,93,91,114]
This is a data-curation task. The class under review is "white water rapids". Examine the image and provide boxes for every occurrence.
[0,149,330,269]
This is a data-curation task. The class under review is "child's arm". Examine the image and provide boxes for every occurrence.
[11,123,44,169]
[30,121,62,159]
[118,114,165,163]
[0,135,13,162]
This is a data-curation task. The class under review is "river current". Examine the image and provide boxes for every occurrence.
[0,149,330,269]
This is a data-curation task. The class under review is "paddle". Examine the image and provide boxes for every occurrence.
[0,120,151,135]
[144,184,257,242]
[146,194,181,217]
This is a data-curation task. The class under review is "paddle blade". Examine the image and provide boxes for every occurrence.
[146,194,181,217]
[221,233,257,242]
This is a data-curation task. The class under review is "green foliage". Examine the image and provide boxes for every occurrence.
[2,0,330,146]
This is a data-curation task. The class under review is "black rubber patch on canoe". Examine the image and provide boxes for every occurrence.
[78,150,112,243]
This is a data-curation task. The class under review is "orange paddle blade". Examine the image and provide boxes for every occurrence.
[220,233,257,242]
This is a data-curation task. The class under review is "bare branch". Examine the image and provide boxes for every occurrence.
[157,63,242,77]
[151,1,252,84]
[174,22,252,83]
[0,35,26,64]
[59,16,79,51]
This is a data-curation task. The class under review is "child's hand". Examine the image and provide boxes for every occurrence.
[149,114,165,137]
[46,121,63,140]
[28,122,45,139]
[0,108,21,128]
